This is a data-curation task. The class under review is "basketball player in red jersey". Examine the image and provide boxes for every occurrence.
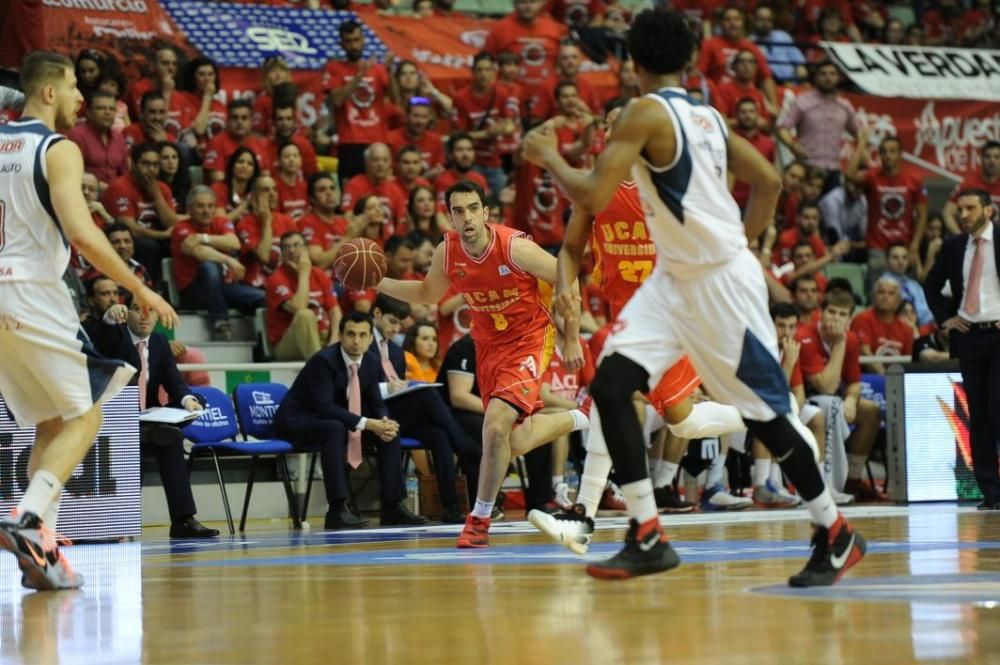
[377,180,590,548]
[530,101,746,553]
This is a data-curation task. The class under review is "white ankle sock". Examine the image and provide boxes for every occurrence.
[551,475,564,488]
[652,461,679,489]
[847,454,867,479]
[805,488,838,528]
[621,478,658,524]
[752,458,771,487]
[471,499,494,518]
[44,497,61,531]
[17,470,62,519]
[568,409,590,432]
[769,462,785,486]
[705,449,725,488]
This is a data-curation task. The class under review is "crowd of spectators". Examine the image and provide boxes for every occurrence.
[30,0,1000,519]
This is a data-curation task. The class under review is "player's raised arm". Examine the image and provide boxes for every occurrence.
[377,242,451,305]
[522,98,665,214]
[727,130,783,242]
[49,140,178,328]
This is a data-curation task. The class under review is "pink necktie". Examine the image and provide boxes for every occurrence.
[379,339,400,381]
[347,362,363,469]
[136,340,148,411]
[963,237,986,316]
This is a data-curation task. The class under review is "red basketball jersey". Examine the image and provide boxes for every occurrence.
[590,181,656,320]
[443,224,551,343]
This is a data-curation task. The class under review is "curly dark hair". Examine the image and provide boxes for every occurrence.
[626,9,696,76]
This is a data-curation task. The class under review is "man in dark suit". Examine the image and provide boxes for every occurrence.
[88,292,219,538]
[925,188,1000,509]
[370,295,480,523]
[273,311,428,529]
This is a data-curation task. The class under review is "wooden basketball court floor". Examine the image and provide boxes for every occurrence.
[1,504,998,665]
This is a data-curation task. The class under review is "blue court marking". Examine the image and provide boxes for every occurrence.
[143,529,457,555]
[751,573,1000,604]
[161,539,1000,569]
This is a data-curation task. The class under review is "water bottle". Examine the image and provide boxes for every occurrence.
[564,463,579,504]
[405,475,420,514]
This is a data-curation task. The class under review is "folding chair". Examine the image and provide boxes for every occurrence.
[183,386,302,534]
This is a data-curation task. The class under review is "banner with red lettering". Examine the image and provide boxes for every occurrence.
[845,94,1000,180]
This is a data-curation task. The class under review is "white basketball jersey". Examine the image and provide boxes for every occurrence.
[631,88,747,279]
[0,119,70,283]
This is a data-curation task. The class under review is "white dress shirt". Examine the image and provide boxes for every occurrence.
[960,222,1000,322]
[128,329,199,410]
[341,348,367,432]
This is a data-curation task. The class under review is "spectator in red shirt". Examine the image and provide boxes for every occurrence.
[386,60,454,125]
[716,50,773,130]
[203,99,270,182]
[341,143,409,236]
[921,0,963,46]
[850,276,914,373]
[552,81,602,169]
[696,6,777,109]
[386,98,446,181]
[778,241,844,292]
[274,143,309,221]
[791,274,822,331]
[300,173,364,275]
[266,230,342,360]
[171,186,263,341]
[943,141,1000,231]
[121,92,176,150]
[731,99,775,210]
[324,20,391,183]
[405,185,450,243]
[82,171,114,230]
[527,41,604,123]
[252,56,292,135]
[846,130,928,282]
[212,146,261,223]
[68,90,127,188]
[385,235,420,281]
[126,47,189,135]
[178,56,226,148]
[236,176,300,289]
[453,53,519,197]
[773,201,829,266]
[396,146,433,194]
[484,0,567,88]
[102,142,181,281]
[777,161,807,230]
[796,290,885,501]
[271,102,318,178]
[433,133,489,209]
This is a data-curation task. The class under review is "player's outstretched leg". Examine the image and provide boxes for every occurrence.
[745,414,866,587]
[584,354,680,580]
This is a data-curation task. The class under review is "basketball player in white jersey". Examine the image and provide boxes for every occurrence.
[523,10,865,584]
[0,51,177,591]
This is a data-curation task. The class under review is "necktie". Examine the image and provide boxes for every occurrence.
[347,362,363,469]
[379,339,400,381]
[136,339,148,411]
[963,237,986,316]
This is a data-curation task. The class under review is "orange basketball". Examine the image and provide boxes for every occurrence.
[334,238,387,290]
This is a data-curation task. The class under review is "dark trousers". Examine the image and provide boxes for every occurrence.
[389,390,481,509]
[337,144,369,185]
[135,237,168,285]
[451,410,484,503]
[141,423,197,523]
[275,416,405,509]
[180,262,265,325]
[955,326,1000,501]
[447,408,551,507]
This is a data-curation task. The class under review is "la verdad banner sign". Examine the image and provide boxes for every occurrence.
[823,42,1000,101]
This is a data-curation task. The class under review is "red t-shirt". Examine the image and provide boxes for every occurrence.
[252,92,274,135]
[772,228,828,266]
[542,339,595,402]
[434,169,489,211]
[796,323,862,392]
[265,264,339,345]
[590,181,653,320]
[203,132,271,176]
[170,217,238,291]
[862,169,927,251]
[102,174,176,229]
[125,83,191,135]
[236,212,299,288]
[697,37,772,87]
[341,175,408,235]
[276,175,309,221]
[299,212,349,254]
[583,281,609,321]
[484,14,567,87]
[849,308,914,357]
[386,128,446,173]
[546,0,605,25]
[269,132,319,178]
[716,81,771,121]
[322,61,390,145]
[950,174,1000,225]
[512,162,567,248]
[526,75,603,122]
[211,181,249,213]
[179,92,227,141]
[588,321,612,360]
[732,129,775,208]
[780,270,828,294]
[453,83,519,169]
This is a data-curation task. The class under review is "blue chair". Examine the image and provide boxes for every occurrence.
[183,386,301,534]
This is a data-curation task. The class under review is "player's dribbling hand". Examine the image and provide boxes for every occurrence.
[137,288,179,329]
[522,124,558,167]
[561,336,585,372]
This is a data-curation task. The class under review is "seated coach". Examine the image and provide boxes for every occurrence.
[273,312,429,529]
[89,292,219,539]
